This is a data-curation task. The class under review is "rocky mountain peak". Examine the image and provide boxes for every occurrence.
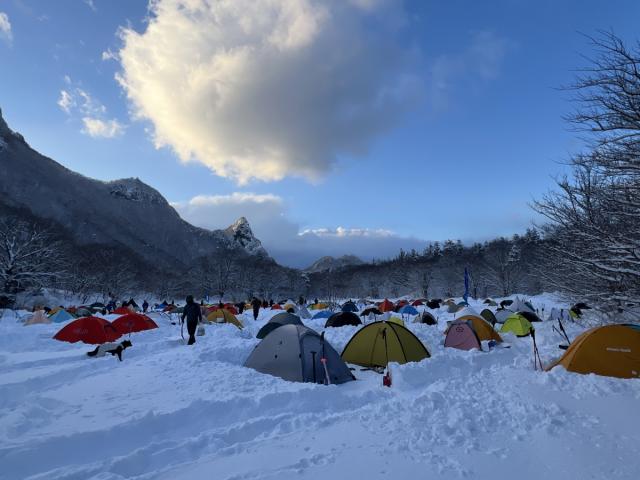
[106,178,167,205]
[225,217,267,256]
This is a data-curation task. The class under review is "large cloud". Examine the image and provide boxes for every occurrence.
[117,0,421,184]
[172,193,427,267]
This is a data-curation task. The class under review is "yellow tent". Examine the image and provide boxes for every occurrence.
[500,313,533,337]
[24,310,51,326]
[206,309,243,330]
[310,303,328,310]
[283,303,297,311]
[456,315,502,342]
[547,324,640,378]
[341,321,430,368]
[388,316,405,326]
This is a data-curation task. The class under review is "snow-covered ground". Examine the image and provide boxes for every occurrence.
[1,294,639,480]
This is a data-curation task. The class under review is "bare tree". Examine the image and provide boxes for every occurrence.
[0,217,65,302]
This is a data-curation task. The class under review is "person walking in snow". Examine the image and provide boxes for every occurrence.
[251,297,261,321]
[181,295,202,345]
[142,300,149,313]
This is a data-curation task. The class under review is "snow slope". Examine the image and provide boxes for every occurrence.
[1,294,639,480]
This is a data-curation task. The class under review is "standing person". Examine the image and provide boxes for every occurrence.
[142,299,149,313]
[298,295,305,306]
[237,302,245,314]
[181,295,202,345]
[251,297,261,321]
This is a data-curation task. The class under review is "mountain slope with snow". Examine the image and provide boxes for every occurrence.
[0,108,267,269]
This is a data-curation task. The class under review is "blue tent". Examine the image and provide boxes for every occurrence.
[312,310,333,320]
[49,309,74,323]
[341,302,358,313]
[399,305,419,316]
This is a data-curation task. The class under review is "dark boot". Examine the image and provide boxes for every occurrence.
[188,335,196,345]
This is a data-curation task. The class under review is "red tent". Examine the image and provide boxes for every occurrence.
[224,304,238,315]
[112,313,158,335]
[271,304,282,310]
[412,300,424,307]
[379,299,394,312]
[396,300,409,308]
[113,307,132,315]
[53,317,122,344]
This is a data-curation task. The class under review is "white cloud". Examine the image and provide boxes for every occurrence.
[81,117,124,138]
[101,49,117,61]
[84,0,97,12]
[0,12,12,44]
[172,192,427,267]
[57,77,125,138]
[429,30,512,110]
[117,0,422,184]
[57,90,75,114]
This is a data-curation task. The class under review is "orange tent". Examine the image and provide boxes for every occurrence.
[379,299,394,312]
[547,324,640,379]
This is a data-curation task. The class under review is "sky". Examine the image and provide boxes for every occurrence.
[1,0,639,267]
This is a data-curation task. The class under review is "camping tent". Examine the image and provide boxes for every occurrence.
[341,301,358,313]
[511,298,535,314]
[517,311,542,323]
[49,309,75,323]
[256,312,303,339]
[399,305,419,316]
[546,324,640,378]
[379,299,395,312]
[494,309,513,324]
[454,315,502,342]
[416,311,437,325]
[325,311,361,328]
[206,309,244,330]
[298,306,312,319]
[547,308,571,322]
[244,325,355,384]
[500,313,533,337]
[480,309,497,326]
[447,303,461,314]
[444,321,482,351]
[24,310,51,325]
[341,321,430,368]
[312,310,333,320]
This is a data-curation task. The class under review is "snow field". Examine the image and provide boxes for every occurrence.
[1,294,639,479]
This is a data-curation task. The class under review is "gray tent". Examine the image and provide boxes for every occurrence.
[298,306,312,319]
[256,312,303,339]
[494,309,513,324]
[244,324,355,384]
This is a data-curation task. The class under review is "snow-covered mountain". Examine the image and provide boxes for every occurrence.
[305,254,364,273]
[224,217,268,257]
[0,108,268,269]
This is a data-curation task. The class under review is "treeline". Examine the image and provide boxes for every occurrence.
[305,229,546,300]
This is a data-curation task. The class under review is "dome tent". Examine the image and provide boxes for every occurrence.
[546,324,640,378]
[207,309,244,330]
[494,309,513,324]
[325,311,361,328]
[256,312,303,339]
[49,309,75,323]
[500,313,533,337]
[480,309,497,326]
[444,321,482,351]
[450,315,502,343]
[244,325,355,384]
[341,321,430,368]
[341,301,358,313]
[416,311,437,325]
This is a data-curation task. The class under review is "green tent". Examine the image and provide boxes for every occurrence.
[500,313,533,337]
[341,321,430,368]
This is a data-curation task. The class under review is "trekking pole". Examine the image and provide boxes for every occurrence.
[320,332,331,385]
[531,327,542,370]
[382,327,392,387]
[311,351,318,384]
[558,319,571,344]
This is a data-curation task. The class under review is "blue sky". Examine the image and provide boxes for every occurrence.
[1,0,638,267]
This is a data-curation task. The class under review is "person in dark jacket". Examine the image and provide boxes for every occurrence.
[142,300,149,313]
[251,297,261,321]
[181,295,202,345]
